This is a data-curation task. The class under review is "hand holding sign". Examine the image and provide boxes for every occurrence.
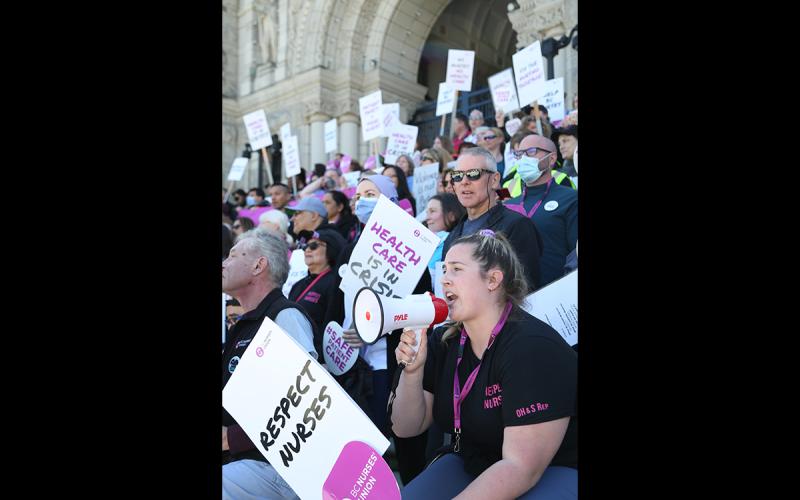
[323,322,359,375]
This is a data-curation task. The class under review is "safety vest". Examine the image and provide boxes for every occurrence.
[502,166,576,198]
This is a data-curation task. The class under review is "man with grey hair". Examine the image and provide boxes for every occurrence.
[441,147,543,290]
[222,228,316,499]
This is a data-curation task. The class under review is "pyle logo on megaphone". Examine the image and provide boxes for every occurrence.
[353,287,449,345]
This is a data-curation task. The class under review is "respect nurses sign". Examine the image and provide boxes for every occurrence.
[223,317,390,500]
[339,195,439,301]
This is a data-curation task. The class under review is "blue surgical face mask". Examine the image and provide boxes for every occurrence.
[355,197,379,224]
[246,195,257,206]
[516,154,551,184]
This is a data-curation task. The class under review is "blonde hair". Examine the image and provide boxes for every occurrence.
[441,231,529,343]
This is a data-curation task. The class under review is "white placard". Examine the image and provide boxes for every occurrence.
[343,171,361,188]
[435,82,456,117]
[445,49,475,92]
[227,157,249,182]
[488,68,521,115]
[505,118,522,137]
[280,123,292,143]
[521,270,577,346]
[339,195,440,301]
[324,118,338,153]
[411,164,439,225]
[381,103,400,137]
[512,41,546,107]
[359,91,384,141]
[322,322,358,375]
[283,136,301,177]
[541,78,566,123]
[243,109,273,150]
[282,248,309,298]
[384,124,418,165]
[222,316,390,500]
[432,261,444,300]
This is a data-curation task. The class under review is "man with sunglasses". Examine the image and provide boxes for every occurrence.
[441,147,543,291]
[504,134,578,289]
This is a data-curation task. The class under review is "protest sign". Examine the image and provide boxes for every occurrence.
[512,41,546,106]
[322,322,358,375]
[541,77,566,123]
[445,49,475,92]
[223,317,390,500]
[363,155,376,170]
[521,270,578,346]
[282,249,309,298]
[488,68,521,115]
[280,123,292,143]
[359,91,384,141]
[324,119,338,153]
[381,103,400,136]
[227,157,249,182]
[435,82,457,117]
[339,195,439,302]
[243,109,273,150]
[323,441,400,500]
[340,154,352,173]
[411,163,439,223]
[384,124,418,165]
[343,171,360,188]
[283,136,301,177]
[237,206,272,226]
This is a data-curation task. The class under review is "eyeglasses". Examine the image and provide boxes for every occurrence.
[450,168,494,183]
[422,156,436,162]
[511,147,552,159]
[232,224,241,229]
[479,135,497,141]
[305,241,326,251]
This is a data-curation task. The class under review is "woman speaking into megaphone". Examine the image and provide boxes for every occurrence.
[391,230,578,499]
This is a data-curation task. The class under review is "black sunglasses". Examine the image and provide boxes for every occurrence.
[304,241,326,251]
[450,168,494,183]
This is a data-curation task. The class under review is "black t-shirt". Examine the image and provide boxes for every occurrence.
[422,306,577,476]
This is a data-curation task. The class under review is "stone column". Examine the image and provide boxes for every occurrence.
[309,112,330,166]
[338,113,360,159]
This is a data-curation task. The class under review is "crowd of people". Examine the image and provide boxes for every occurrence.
[222,98,579,499]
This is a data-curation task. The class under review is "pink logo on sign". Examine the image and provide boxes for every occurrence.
[255,347,264,357]
[322,441,400,500]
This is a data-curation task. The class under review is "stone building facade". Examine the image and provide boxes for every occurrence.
[222,0,577,188]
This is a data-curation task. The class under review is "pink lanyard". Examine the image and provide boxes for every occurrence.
[294,269,330,302]
[452,302,513,452]
[512,178,554,218]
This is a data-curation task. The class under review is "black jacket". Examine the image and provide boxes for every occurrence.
[441,203,543,291]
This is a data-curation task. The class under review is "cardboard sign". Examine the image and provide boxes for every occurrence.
[322,322,358,376]
[384,124,418,165]
[324,118,338,153]
[512,41,546,106]
[435,82,457,117]
[280,122,292,143]
[411,163,439,226]
[283,135,301,177]
[521,270,578,346]
[323,441,401,500]
[227,157,249,182]
[282,249,309,298]
[340,154,352,173]
[223,317,390,500]
[381,103,400,137]
[339,195,439,301]
[243,109,273,150]
[488,68,521,115]
[541,77,566,123]
[343,171,361,188]
[505,117,522,137]
[359,91,384,141]
[445,49,475,92]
